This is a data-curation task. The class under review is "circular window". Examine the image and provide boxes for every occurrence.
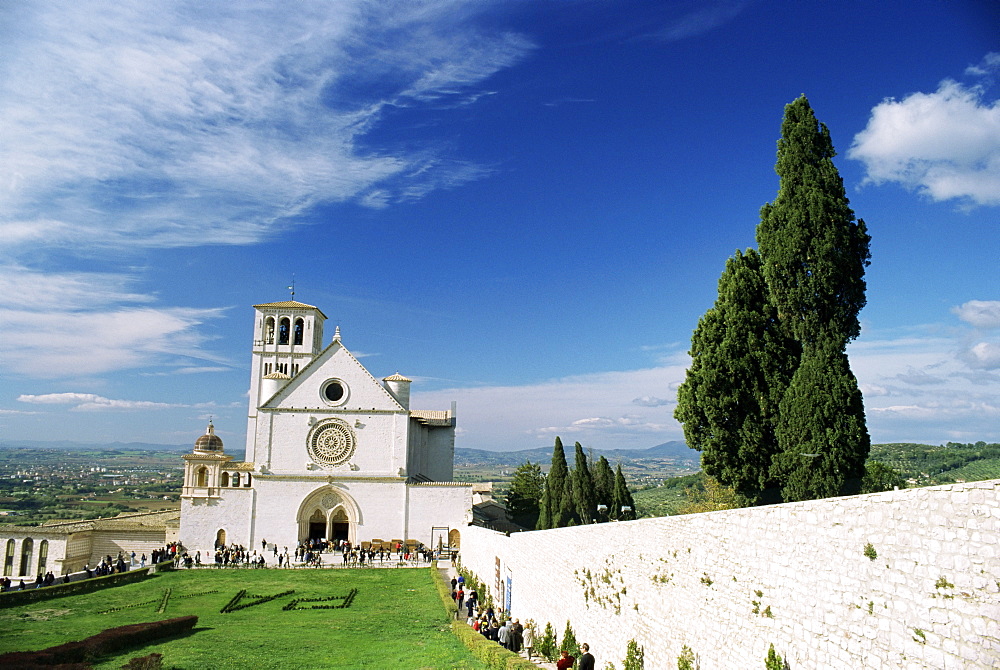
[321,379,348,405]
[307,420,357,466]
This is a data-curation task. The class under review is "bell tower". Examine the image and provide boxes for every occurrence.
[245,300,327,456]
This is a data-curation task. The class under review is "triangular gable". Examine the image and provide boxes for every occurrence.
[261,339,404,412]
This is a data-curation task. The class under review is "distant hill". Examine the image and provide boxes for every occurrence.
[0,439,190,452]
[454,440,698,469]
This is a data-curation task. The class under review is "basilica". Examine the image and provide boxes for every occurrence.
[179,300,472,553]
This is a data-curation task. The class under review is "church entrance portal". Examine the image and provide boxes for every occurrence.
[297,488,357,545]
[308,509,326,540]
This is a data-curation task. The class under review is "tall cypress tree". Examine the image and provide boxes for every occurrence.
[757,95,872,499]
[757,95,871,348]
[570,442,597,524]
[674,248,796,504]
[592,455,616,518]
[612,464,636,520]
[542,437,572,528]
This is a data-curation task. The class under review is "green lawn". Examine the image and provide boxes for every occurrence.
[0,567,487,669]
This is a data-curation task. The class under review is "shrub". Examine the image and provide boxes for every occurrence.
[677,645,695,670]
[560,621,580,658]
[765,644,784,670]
[538,622,558,661]
[623,639,644,670]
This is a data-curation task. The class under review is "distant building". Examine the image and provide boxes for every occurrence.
[178,300,472,552]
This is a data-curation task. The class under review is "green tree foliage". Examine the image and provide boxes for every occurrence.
[592,456,616,514]
[623,639,645,670]
[674,248,795,504]
[571,442,597,524]
[861,461,906,493]
[613,464,636,520]
[506,461,544,529]
[538,437,572,529]
[538,622,558,662]
[757,95,871,348]
[770,343,870,501]
[676,95,872,505]
[765,644,785,670]
[560,620,580,658]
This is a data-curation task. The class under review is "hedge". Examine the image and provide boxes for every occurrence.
[0,566,161,609]
[0,615,197,668]
[430,565,535,670]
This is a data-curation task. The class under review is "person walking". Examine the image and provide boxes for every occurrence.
[523,624,535,660]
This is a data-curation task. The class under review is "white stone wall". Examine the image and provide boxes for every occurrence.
[459,480,1000,669]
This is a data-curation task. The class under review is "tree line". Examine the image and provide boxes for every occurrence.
[506,437,637,530]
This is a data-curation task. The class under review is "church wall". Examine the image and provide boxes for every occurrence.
[180,490,255,551]
[88,530,168,565]
[258,410,409,477]
[458,480,1000,669]
[423,426,455,482]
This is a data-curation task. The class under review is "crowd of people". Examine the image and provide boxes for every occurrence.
[450,573,596,669]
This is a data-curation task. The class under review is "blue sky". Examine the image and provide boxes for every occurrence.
[1,0,998,453]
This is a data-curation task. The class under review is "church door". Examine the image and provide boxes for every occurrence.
[330,508,349,542]
[308,509,326,540]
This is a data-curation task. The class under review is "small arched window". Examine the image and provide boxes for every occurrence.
[221,472,230,487]
[4,539,14,576]
[278,318,290,345]
[196,467,208,487]
[294,318,304,345]
[233,472,240,487]
[244,474,252,487]
[19,538,33,577]
[264,317,275,345]
[38,540,48,572]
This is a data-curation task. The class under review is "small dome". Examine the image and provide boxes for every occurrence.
[383,372,411,383]
[194,421,224,453]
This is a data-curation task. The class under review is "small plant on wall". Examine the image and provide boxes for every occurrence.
[863,542,877,560]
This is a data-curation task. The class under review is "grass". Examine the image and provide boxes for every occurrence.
[0,567,487,669]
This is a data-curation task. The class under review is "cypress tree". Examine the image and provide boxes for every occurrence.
[757,95,872,499]
[757,95,871,348]
[544,437,572,528]
[571,442,597,524]
[592,455,615,519]
[674,248,796,504]
[612,464,636,520]
[769,343,870,501]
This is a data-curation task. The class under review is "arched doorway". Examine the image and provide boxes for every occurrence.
[449,529,461,550]
[330,508,349,542]
[296,486,360,545]
[308,509,326,540]
[215,529,226,549]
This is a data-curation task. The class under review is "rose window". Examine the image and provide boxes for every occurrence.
[307,420,356,466]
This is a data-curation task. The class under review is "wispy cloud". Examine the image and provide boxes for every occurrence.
[652,0,752,43]
[849,53,1000,208]
[0,2,533,254]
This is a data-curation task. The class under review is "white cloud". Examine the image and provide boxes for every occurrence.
[0,305,227,378]
[0,1,533,254]
[654,1,752,42]
[952,300,1000,329]
[412,362,689,451]
[849,60,1000,207]
[17,393,177,411]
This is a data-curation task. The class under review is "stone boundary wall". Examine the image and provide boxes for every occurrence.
[459,480,1000,669]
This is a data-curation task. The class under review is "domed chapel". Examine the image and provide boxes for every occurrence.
[179,300,472,553]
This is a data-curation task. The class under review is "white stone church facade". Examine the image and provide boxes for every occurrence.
[179,300,472,553]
